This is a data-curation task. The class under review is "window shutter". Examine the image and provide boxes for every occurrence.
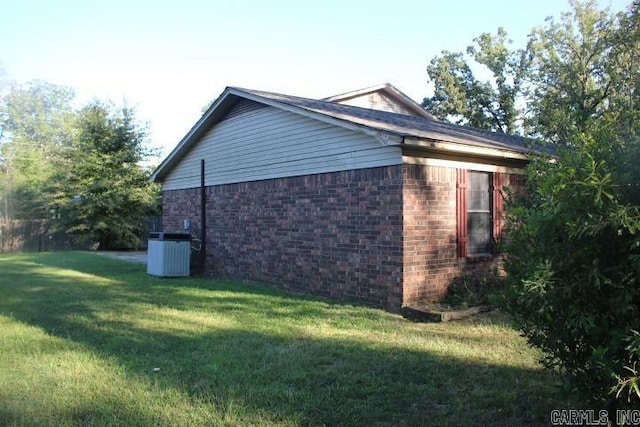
[492,173,505,241]
[456,169,468,258]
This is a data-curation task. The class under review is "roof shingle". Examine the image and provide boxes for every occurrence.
[151,85,548,183]
[235,87,541,155]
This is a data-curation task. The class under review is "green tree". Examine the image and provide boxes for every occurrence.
[0,80,76,220]
[422,27,528,134]
[526,0,639,143]
[424,0,640,409]
[501,135,640,410]
[52,101,160,250]
[422,1,637,144]
[497,0,640,410]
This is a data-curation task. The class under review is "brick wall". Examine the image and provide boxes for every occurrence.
[162,164,524,311]
[401,163,524,306]
[402,164,459,304]
[162,166,404,310]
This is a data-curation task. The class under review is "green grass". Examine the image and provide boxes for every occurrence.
[0,252,571,426]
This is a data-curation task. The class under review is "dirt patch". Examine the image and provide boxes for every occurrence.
[92,251,147,264]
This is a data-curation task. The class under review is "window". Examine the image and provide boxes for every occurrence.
[467,171,491,255]
[456,169,506,257]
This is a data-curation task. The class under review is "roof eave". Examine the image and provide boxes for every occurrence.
[150,87,238,183]
[150,87,405,183]
[151,86,539,184]
[402,136,531,161]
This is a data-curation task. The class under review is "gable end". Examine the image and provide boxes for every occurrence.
[219,99,267,123]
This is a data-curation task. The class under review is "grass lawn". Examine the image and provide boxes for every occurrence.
[0,252,571,426]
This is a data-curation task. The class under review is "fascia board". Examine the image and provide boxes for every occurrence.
[150,88,239,182]
[150,88,404,182]
[403,137,530,161]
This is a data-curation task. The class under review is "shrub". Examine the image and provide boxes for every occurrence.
[499,137,640,410]
[441,272,503,309]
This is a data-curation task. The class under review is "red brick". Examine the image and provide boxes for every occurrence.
[162,164,522,311]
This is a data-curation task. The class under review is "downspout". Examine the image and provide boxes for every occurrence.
[200,159,206,274]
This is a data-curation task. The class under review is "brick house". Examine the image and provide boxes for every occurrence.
[150,84,532,312]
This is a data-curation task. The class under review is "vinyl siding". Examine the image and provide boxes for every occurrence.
[336,92,417,116]
[162,104,402,190]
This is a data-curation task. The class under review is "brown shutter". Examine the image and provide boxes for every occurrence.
[492,173,505,241]
[456,169,468,258]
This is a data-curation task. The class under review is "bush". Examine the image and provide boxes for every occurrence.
[441,272,503,309]
[499,137,640,410]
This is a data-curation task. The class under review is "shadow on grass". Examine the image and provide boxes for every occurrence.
[0,252,566,426]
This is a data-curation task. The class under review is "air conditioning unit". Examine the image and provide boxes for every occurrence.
[147,232,191,277]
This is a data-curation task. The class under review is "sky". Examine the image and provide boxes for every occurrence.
[0,0,632,159]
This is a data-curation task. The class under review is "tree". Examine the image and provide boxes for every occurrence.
[424,0,640,409]
[0,80,76,220]
[52,101,160,250]
[0,78,162,250]
[422,27,528,134]
[525,0,639,143]
[422,1,638,144]
[497,1,640,410]
[502,136,640,410]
